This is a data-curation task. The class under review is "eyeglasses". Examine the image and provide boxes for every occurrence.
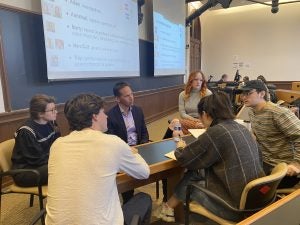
[45,107,57,113]
[241,90,256,97]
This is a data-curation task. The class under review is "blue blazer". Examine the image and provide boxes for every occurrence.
[107,105,149,145]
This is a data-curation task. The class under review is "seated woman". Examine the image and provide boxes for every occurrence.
[179,70,212,134]
[157,92,264,223]
[11,94,60,187]
[164,70,212,138]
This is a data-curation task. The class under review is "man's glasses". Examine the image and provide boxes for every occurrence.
[241,90,256,97]
[45,107,57,113]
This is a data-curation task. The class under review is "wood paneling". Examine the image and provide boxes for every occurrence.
[271,81,294,90]
[0,85,183,142]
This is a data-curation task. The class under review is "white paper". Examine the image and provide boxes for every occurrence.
[188,129,206,138]
[164,151,176,160]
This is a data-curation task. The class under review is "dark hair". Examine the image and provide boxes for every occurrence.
[243,76,250,82]
[197,91,235,123]
[30,94,55,120]
[221,74,228,79]
[64,93,104,131]
[257,75,267,84]
[113,82,131,97]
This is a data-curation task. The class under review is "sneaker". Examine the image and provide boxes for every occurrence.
[156,202,175,222]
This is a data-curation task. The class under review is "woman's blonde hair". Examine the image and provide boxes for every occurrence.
[184,70,207,100]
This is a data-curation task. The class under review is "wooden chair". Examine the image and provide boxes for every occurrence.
[185,163,288,225]
[0,139,47,225]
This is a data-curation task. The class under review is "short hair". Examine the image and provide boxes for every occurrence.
[113,82,131,97]
[257,75,267,84]
[64,93,104,131]
[198,91,235,122]
[221,74,228,79]
[30,94,55,120]
[243,76,249,82]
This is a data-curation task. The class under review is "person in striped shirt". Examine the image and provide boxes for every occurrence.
[240,80,300,188]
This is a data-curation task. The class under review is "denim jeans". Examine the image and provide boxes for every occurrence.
[123,192,152,225]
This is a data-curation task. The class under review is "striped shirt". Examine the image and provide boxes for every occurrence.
[249,102,300,166]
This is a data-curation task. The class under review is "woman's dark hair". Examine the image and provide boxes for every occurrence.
[30,94,55,120]
[64,93,104,131]
[197,91,235,123]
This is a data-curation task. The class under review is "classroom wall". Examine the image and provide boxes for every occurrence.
[0,0,183,140]
[0,1,185,112]
[201,3,300,82]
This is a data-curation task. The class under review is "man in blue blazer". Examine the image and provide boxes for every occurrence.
[107,81,149,203]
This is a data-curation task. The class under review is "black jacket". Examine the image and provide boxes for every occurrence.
[107,105,149,145]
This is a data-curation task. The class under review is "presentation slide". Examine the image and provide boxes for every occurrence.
[41,0,140,80]
[153,0,186,76]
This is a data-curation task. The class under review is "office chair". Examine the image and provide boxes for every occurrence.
[0,139,47,225]
[276,178,300,198]
[185,163,288,225]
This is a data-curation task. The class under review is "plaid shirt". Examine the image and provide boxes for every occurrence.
[249,102,300,167]
[175,120,264,206]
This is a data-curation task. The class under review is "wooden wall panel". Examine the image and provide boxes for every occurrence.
[271,81,293,90]
[0,86,183,142]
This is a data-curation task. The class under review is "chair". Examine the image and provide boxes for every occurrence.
[0,139,47,225]
[276,179,300,198]
[185,163,288,225]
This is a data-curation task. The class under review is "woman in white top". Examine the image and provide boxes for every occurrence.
[178,70,212,134]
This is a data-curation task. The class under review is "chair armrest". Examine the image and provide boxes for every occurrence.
[188,183,263,213]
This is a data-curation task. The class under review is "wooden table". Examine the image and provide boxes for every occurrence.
[117,135,196,221]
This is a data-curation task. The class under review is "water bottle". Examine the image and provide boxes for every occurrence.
[173,121,182,142]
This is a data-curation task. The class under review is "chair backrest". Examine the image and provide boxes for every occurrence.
[0,139,15,172]
[239,162,287,210]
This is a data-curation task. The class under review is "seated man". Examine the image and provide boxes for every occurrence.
[107,82,149,203]
[217,73,229,84]
[46,93,152,225]
[240,80,300,188]
[157,92,264,222]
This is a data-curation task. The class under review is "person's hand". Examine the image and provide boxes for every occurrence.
[169,118,180,131]
[196,121,204,129]
[286,163,300,176]
[176,139,186,149]
[131,147,138,154]
[172,130,184,140]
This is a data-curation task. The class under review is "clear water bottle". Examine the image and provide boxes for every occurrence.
[173,121,182,142]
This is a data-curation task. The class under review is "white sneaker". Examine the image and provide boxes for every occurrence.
[156,203,175,222]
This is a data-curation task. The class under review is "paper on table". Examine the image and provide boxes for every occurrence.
[188,129,206,138]
[164,151,176,160]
